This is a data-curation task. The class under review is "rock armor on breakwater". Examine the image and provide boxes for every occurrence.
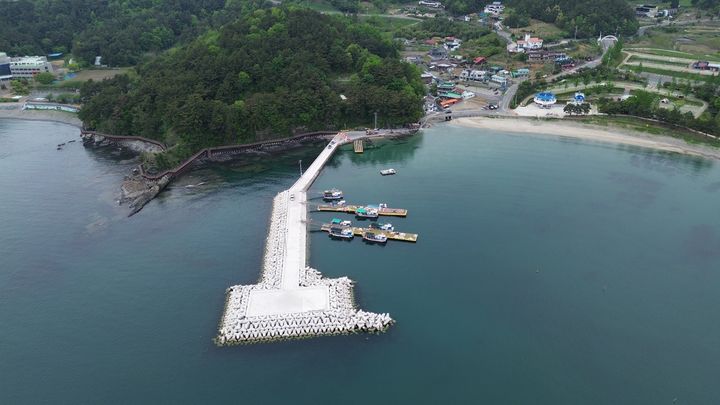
[216,191,394,345]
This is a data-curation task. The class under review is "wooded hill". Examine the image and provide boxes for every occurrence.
[78,8,426,168]
[0,0,269,66]
[504,0,638,38]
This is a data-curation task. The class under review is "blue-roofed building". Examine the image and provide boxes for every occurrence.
[573,92,586,105]
[533,92,557,108]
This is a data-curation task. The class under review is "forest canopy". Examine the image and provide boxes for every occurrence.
[78,8,425,167]
[0,0,268,66]
[505,0,638,37]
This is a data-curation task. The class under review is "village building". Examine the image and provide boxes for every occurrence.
[460,69,488,81]
[490,74,508,86]
[484,1,504,15]
[473,56,487,65]
[428,47,449,60]
[635,4,658,17]
[420,72,435,84]
[527,50,567,63]
[516,33,543,50]
[418,1,443,8]
[0,52,11,85]
[444,37,462,51]
[512,68,530,78]
[693,61,720,71]
[7,55,54,79]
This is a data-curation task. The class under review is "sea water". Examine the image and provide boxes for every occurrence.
[1,120,719,404]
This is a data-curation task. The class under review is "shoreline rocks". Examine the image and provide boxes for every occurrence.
[80,132,164,153]
[121,170,171,216]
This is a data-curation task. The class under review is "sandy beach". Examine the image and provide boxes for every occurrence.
[453,116,720,160]
[0,106,82,128]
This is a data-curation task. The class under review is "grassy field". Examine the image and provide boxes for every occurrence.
[510,19,566,41]
[38,68,132,90]
[627,55,692,66]
[628,25,720,60]
[625,65,718,82]
[63,68,131,82]
[626,48,698,58]
[627,89,704,106]
[554,86,626,96]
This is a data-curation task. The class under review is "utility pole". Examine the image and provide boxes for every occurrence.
[574,25,578,40]
[298,160,303,176]
[374,111,378,130]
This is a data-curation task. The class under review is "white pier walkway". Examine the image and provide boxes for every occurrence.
[245,133,347,316]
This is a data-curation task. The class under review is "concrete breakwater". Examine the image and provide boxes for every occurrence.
[216,192,393,344]
[217,132,401,345]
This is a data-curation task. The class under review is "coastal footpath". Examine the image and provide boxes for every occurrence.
[216,131,408,345]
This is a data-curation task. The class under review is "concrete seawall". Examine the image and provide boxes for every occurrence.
[216,132,403,345]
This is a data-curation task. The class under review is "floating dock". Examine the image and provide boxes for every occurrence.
[317,204,408,217]
[321,224,418,242]
[353,139,364,153]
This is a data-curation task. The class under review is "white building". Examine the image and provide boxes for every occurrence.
[418,1,442,8]
[484,1,504,15]
[467,69,487,81]
[444,37,462,51]
[9,56,53,79]
[23,102,79,113]
[490,74,508,85]
[0,52,11,84]
[516,33,543,50]
[460,69,488,81]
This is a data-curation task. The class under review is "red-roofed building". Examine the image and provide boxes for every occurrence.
[517,33,543,50]
[473,56,487,65]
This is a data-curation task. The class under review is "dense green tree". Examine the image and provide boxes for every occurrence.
[35,72,55,85]
[507,0,638,37]
[10,80,30,95]
[0,0,227,65]
[79,8,425,168]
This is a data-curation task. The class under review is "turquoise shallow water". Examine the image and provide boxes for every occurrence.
[2,119,720,404]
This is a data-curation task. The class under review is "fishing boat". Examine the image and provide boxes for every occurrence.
[363,232,388,243]
[369,222,394,231]
[380,168,396,176]
[330,218,352,227]
[355,207,379,219]
[329,226,354,240]
[323,188,344,200]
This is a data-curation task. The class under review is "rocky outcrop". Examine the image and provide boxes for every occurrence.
[81,131,165,153]
[121,169,172,216]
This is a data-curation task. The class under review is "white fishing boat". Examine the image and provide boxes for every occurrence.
[363,232,388,243]
[380,168,396,176]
